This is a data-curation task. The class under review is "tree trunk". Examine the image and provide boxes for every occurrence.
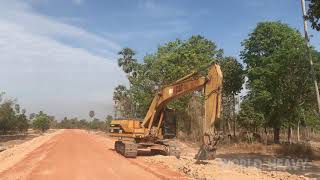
[274,127,280,144]
[297,120,300,142]
[232,95,236,137]
[287,125,292,144]
[219,112,224,132]
[312,128,315,136]
[227,119,231,135]
[264,126,268,144]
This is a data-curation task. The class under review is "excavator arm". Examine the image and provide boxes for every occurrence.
[142,64,223,140]
[110,63,223,160]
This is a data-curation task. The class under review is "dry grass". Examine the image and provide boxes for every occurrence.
[276,143,319,160]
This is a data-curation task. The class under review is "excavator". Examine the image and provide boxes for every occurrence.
[109,62,223,160]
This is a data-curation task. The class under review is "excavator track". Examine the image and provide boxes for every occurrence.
[166,143,180,158]
[114,140,137,158]
[161,141,180,158]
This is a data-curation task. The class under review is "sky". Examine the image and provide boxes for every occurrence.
[0,0,319,120]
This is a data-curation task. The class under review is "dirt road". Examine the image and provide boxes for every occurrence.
[0,129,183,180]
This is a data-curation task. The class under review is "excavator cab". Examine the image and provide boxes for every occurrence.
[162,108,177,139]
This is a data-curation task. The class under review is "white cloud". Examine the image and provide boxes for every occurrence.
[0,0,126,119]
[0,0,120,53]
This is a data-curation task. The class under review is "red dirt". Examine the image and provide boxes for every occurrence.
[0,129,184,180]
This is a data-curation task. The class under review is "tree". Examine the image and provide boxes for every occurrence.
[220,57,244,96]
[113,85,133,118]
[118,48,137,74]
[32,114,50,132]
[16,113,29,133]
[59,117,72,129]
[0,95,29,133]
[79,119,89,129]
[29,113,36,120]
[241,21,315,143]
[89,110,95,119]
[306,0,320,31]
[219,57,245,135]
[90,118,104,129]
[114,35,224,135]
[238,97,264,132]
[14,104,20,114]
[106,115,113,125]
[0,100,16,133]
[105,115,113,131]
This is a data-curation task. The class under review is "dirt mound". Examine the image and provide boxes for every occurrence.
[0,129,63,173]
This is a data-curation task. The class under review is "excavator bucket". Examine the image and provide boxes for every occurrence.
[195,133,220,160]
[195,145,216,161]
[196,64,223,161]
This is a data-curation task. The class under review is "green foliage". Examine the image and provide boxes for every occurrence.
[118,48,137,74]
[89,110,95,119]
[0,94,29,134]
[304,109,320,129]
[106,115,113,125]
[56,116,107,131]
[89,118,105,129]
[113,85,133,117]
[16,114,29,132]
[219,57,245,96]
[0,100,17,133]
[306,0,320,31]
[32,113,50,132]
[240,21,319,140]
[59,117,84,129]
[113,35,242,134]
[238,97,264,131]
[29,113,36,120]
[218,57,245,133]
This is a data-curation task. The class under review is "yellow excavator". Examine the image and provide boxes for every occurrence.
[109,62,223,160]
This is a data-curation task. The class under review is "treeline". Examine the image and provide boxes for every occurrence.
[113,21,320,144]
[0,92,113,134]
[52,115,113,130]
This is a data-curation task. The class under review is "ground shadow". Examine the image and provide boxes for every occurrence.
[107,148,160,157]
[0,134,38,143]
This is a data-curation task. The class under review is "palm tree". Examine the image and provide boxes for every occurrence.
[118,48,137,74]
[89,110,95,120]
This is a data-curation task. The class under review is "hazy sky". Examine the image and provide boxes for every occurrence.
[0,0,319,120]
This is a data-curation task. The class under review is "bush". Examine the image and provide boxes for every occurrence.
[0,100,29,134]
[32,115,50,132]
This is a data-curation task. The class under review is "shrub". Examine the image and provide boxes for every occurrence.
[32,115,50,132]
